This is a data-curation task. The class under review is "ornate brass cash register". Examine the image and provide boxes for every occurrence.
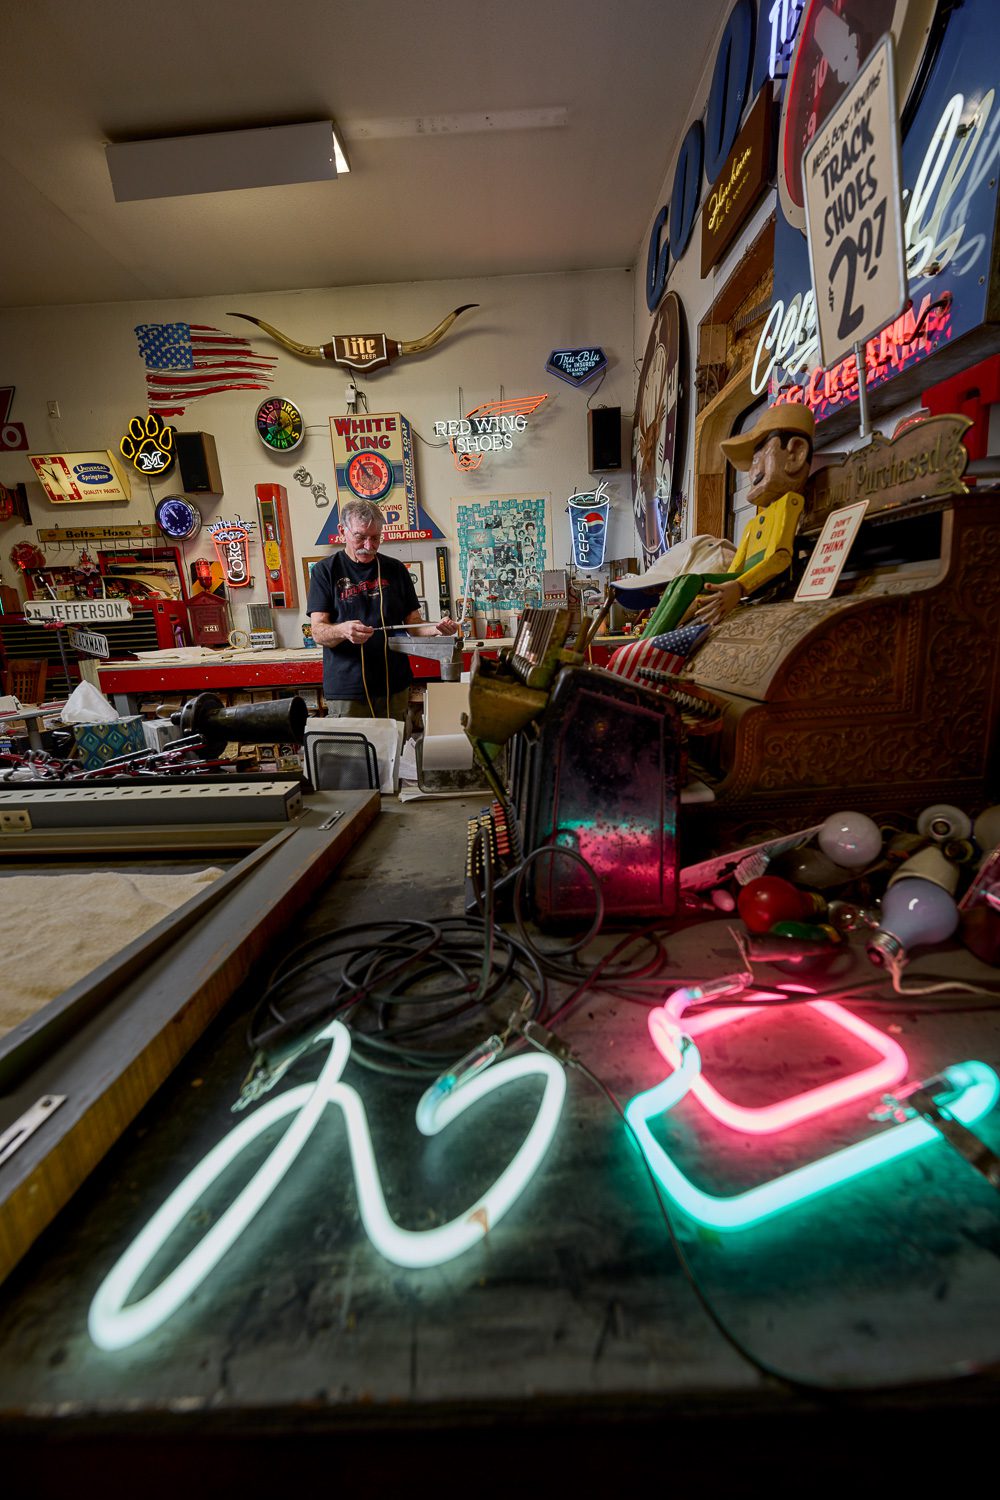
[651,461,1000,840]
[463,606,683,922]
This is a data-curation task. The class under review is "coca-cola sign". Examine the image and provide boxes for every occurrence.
[208,518,255,589]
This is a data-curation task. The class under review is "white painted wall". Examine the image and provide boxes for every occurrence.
[0,269,635,645]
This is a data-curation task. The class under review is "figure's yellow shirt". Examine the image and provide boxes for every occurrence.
[729,490,804,596]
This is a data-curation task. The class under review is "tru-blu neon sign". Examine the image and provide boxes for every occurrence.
[89,1021,565,1351]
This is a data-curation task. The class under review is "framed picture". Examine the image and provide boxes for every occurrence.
[416,597,428,620]
[301,556,326,601]
[404,561,424,597]
[97,546,187,600]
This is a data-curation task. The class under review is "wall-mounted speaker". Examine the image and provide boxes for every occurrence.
[588,407,622,472]
[175,431,223,495]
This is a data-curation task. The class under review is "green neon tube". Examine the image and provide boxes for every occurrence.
[625,1046,999,1231]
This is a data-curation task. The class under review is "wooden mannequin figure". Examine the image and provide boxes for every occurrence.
[638,403,815,639]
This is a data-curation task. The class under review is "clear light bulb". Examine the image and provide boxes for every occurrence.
[867,877,959,966]
[817,810,882,869]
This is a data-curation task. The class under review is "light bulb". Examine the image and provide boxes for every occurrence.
[771,846,848,889]
[916,803,972,842]
[974,805,1000,853]
[817,810,882,869]
[737,875,822,934]
[867,877,959,966]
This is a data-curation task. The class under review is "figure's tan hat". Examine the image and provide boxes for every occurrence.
[720,402,816,471]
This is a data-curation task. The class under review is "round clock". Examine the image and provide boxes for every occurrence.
[778,0,940,233]
[155,495,202,540]
[255,396,305,452]
[632,291,686,567]
[345,450,393,502]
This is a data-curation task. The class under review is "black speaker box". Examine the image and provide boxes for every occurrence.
[175,431,223,495]
[587,407,622,472]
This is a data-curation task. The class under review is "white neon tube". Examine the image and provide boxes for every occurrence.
[89,1021,565,1351]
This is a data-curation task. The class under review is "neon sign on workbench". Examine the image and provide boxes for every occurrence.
[626,989,999,1231]
[89,1020,565,1351]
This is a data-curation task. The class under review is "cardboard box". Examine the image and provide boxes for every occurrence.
[72,716,146,769]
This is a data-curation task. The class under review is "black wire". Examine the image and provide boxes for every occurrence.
[572,1054,1000,1398]
[244,836,677,1082]
[246,910,550,1079]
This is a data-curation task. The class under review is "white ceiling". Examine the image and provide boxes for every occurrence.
[0,0,730,309]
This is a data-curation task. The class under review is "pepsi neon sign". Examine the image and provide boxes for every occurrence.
[568,482,610,570]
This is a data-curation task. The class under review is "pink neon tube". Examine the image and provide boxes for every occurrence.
[648,993,908,1135]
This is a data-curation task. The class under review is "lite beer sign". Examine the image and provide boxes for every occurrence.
[331,333,389,371]
[209,518,255,589]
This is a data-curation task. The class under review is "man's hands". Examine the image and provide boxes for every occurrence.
[435,617,460,636]
[336,619,374,645]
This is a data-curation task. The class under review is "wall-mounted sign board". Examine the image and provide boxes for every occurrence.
[700,89,775,277]
[38,525,159,544]
[28,452,132,505]
[545,349,608,387]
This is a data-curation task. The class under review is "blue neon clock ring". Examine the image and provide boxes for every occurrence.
[155,495,202,540]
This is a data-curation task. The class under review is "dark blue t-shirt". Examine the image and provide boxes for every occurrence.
[306,551,420,701]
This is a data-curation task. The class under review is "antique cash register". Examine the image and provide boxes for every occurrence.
[650,415,1000,838]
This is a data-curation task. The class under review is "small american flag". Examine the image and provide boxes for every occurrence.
[134,322,277,417]
[607,621,710,682]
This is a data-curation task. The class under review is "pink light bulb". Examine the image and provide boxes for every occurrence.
[867,877,959,966]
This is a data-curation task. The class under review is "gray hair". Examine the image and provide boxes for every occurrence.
[341,499,385,533]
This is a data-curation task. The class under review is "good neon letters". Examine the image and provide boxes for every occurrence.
[649,992,908,1134]
[626,990,999,1230]
[89,1020,566,1351]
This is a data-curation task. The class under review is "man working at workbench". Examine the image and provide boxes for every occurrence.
[307,499,459,721]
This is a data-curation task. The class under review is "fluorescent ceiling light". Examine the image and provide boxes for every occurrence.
[106,121,349,203]
[347,107,568,140]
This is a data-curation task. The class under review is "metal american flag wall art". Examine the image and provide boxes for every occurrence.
[134,323,278,417]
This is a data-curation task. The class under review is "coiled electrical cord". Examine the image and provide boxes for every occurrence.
[246,833,675,1080]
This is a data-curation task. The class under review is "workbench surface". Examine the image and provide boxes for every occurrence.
[2,797,999,1489]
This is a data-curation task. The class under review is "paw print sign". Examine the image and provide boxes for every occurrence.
[119,413,175,475]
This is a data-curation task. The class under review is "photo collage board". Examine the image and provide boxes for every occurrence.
[451,492,551,615]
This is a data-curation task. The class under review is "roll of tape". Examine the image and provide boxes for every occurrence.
[228,629,250,648]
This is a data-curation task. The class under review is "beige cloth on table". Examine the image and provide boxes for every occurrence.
[0,867,224,1037]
